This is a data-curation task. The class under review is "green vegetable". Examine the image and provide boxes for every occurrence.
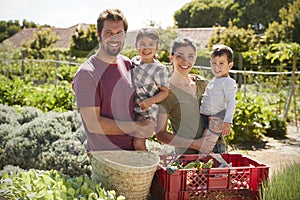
[203,159,214,169]
[0,169,124,200]
[167,157,214,174]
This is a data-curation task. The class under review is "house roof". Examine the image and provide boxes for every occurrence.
[177,27,225,49]
[3,24,224,51]
[4,23,91,50]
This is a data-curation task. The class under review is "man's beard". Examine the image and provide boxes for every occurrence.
[101,42,123,56]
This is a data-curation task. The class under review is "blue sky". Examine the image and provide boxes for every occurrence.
[0,0,191,31]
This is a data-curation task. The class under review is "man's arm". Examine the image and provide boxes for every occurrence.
[80,106,154,138]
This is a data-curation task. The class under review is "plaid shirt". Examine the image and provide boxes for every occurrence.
[132,61,169,121]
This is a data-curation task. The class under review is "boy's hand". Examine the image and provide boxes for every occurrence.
[222,122,231,136]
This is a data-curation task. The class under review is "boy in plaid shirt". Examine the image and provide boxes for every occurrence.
[131,28,169,150]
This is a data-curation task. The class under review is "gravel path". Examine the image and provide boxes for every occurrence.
[230,123,300,178]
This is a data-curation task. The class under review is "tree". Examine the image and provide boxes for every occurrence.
[174,0,233,28]
[207,22,256,68]
[0,20,21,43]
[230,0,292,33]
[266,42,300,119]
[22,27,59,59]
[278,0,300,43]
[0,20,41,43]
[69,25,98,58]
[263,0,300,44]
[174,0,293,33]
[21,19,38,29]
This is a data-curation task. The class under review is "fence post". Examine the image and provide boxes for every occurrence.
[21,50,26,78]
[238,53,243,88]
[56,50,60,68]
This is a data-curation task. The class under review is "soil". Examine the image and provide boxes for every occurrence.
[229,122,300,178]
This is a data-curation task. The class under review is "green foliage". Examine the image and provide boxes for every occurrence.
[0,20,21,43]
[22,27,59,59]
[0,76,76,112]
[264,21,291,44]
[259,162,300,200]
[0,169,125,200]
[174,0,293,33]
[174,0,234,28]
[70,25,98,58]
[57,64,79,82]
[228,93,266,144]
[265,118,287,138]
[230,0,292,33]
[0,104,20,125]
[157,26,178,63]
[17,106,43,124]
[207,23,257,70]
[208,22,256,52]
[228,91,289,145]
[266,42,300,65]
[278,0,300,43]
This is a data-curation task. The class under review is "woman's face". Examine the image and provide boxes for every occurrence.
[170,45,196,76]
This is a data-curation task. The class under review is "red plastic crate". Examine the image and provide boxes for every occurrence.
[150,153,269,200]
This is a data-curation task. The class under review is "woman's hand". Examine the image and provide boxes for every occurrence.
[134,117,155,138]
[138,99,152,111]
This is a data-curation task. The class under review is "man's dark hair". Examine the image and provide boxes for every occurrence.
[97,8,128,35]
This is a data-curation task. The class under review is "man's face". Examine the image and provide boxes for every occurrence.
[99,20,126,56]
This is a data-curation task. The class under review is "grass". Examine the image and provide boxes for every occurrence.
[259,161,300,200]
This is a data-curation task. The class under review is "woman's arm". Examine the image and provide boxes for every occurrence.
[156,112,205,150]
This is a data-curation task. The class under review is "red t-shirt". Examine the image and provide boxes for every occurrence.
[72,55,135,151]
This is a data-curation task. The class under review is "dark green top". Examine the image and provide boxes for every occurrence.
[159,75,225,154]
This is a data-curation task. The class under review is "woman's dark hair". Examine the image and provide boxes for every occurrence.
[170,37,197,55]
[97,8,128,35]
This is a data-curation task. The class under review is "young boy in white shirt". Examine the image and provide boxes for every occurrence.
[199,44,237,154]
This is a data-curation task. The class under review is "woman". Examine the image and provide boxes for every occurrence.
[156,37,226,154]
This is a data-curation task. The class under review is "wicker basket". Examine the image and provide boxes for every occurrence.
[90,150,160,200]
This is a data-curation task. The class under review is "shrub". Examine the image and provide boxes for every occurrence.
[0,104,20,125]
[17,106,43,124]
[0,106,89,177]
[228,93,266,144]
[265,117,287,138]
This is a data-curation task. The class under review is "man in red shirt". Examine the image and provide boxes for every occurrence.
[73,8,154,151]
